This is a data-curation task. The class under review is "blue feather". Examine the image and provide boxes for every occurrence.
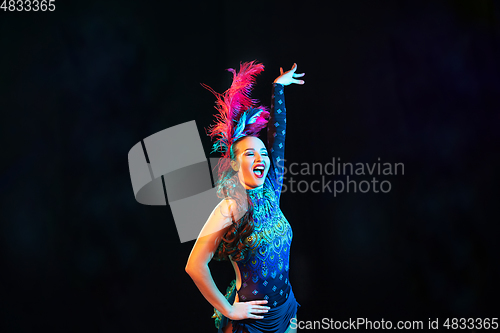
[233,113,247,140]
[246,110,264,125]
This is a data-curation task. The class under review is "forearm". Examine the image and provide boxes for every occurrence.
[267,83,287,199]
[267,83,286,151]
[186,263,233,317]
[271,83,286,154]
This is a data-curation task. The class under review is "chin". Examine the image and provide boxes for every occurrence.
[251,173,268,187]
[254,180,265,187]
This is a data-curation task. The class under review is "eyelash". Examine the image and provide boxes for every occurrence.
[246,152,268,156]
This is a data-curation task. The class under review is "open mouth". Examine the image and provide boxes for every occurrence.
[252,164,266,179]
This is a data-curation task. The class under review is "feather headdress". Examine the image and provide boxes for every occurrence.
[203,61,270,165]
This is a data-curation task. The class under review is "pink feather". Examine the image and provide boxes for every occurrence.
[203,61,268,157]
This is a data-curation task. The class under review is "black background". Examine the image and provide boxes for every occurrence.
[1,0,499,332]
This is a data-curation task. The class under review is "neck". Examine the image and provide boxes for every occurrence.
[242,183,264,190]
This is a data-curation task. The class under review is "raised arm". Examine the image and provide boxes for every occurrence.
[267,63,305,202]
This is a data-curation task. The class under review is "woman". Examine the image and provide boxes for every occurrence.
[185,61,305,333]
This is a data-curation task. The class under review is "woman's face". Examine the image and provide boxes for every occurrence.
[231,136,270,189]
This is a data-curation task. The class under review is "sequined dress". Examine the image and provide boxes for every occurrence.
[211,83,300,333]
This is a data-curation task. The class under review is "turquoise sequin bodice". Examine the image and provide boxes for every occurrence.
[236,177,293,307]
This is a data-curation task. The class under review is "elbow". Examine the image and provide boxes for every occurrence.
[185,261,200,276]
[185,261,208,278]
[185,263,193,276]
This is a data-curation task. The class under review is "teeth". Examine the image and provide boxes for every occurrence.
[253,165,265,177]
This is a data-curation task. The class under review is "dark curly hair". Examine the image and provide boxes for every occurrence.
[214,136,260,261]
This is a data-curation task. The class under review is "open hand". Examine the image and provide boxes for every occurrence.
[274,63,305,85]
[227,299,270,320]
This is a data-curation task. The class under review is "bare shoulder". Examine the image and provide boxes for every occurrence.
[219,197,237,218]
[197,198,238,240]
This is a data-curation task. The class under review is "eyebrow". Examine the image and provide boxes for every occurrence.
[244,148,268,152]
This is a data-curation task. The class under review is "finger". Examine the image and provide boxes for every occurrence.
[292,78,305,85]
[247,310,266,317]
[251,300,269,304]
[293,72,305,77]
[280,67,283,75]
[254,305,270,311]
[251,308,269,313]
[250,311,266,319]
[289,63,297,73]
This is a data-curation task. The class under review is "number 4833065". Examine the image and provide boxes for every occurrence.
[1,0,56,11]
